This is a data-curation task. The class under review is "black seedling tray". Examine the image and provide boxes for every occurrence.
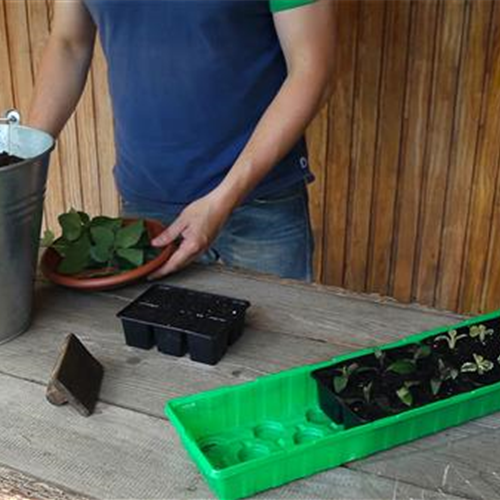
[116,285,251,365]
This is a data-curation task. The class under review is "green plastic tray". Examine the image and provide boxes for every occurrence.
[166,309,500,500]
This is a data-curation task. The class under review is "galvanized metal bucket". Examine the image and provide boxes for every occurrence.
[0,110,55,344]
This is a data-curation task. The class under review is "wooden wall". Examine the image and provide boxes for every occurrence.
[2,0,500,315]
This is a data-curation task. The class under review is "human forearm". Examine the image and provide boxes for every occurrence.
[27,34,95,137]
[213,69,330,210]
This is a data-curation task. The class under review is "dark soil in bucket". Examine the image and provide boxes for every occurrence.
[312,315,500,427]
[0,152,24,168]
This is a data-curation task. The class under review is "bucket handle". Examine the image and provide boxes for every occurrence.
[0,109,21,126]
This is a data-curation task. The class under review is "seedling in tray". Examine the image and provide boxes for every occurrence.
[460,353,494,375]
[468,324,494,345]
[435,329,467,350]
[312,315,500,427]
[117,285,250,365]
[430,359,459,396]
[167,309,500,500]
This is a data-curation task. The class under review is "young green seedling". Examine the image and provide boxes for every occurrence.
[373,347,386,368]
[386,359,416,375]
[435,329,467,350]
[396,381,420,407]
[468,324,494,345]
[385,343,430,375]
[430,359,459,396]
[332,363,376,394]
[362,381,373,405]
[411,344,432,360]
[333,363,357,394]
[461,353,494,376]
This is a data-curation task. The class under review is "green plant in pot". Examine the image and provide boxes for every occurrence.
[42,209,162,277]
[40,209,174,291]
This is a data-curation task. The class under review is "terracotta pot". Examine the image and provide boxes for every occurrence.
[40,219,175,291]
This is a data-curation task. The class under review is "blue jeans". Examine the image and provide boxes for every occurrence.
[121,183,314,281]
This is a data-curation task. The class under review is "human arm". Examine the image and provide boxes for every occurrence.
[150,0,335,277]
[27,0,96,137]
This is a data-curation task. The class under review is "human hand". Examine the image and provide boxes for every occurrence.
[148,191,233,279]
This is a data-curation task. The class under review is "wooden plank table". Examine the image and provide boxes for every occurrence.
[1,265,499,500]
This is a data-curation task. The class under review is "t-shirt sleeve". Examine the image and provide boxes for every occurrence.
[270,0,317,13]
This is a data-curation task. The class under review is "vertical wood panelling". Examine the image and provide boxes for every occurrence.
[344,0,385,291]
[391,0,439,303]
[435,0,492,311]
[413,0,466,305]
[5,0,33,114]
[460,1,500,313]
[0,0,14,111]
[367,0,411,295]
[322,0,359,287]
[3,0,500,314]
[306,104,329,281]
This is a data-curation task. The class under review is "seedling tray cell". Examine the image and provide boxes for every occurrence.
[166,309,500,500]
[117,285,250,365]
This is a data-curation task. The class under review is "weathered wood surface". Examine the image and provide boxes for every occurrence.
[0,374,468,500]
[1,265,499,499]
[0,465,92,500]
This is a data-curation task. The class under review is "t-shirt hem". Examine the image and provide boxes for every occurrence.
[117,170,315,212]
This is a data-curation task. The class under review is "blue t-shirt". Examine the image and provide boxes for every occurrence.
[84,0,315,207]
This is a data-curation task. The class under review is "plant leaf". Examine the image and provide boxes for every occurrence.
[51,237,71,257]
[57,235,91,275]
[333,375,348,394]
[414,344,431,360]
[396,386,413,407]
[116,247,144,267]
[355,366,377,375]
[90,226,115,250]
[478,359,494,375]
[460,362,478,373]
[145,247,162,262]
[41,229,55,247]
[91,216,123,232]
[115,220,145,249]
[135,230,152,249]
[90,244,113,264]
[363,381,373,403]
[386,359,416,375]
[59,211,83,242]
[346,363,359,376]
[77,211,90,225]
[430,378,442,396]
